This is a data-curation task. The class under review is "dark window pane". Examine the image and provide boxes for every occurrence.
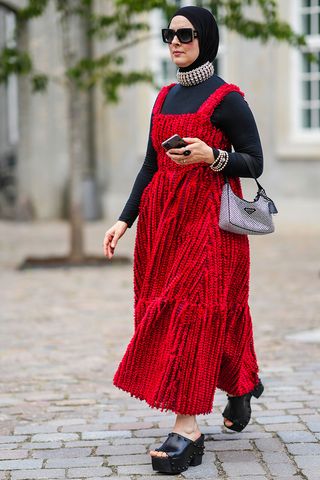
[302,53,311,73]
[303,80,312,100]
[302,108,311,128]
[302,14,311,35]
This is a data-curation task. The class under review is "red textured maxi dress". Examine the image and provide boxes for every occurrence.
[113,82,260,415]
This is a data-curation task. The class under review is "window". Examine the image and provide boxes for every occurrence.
[299,0,320,129]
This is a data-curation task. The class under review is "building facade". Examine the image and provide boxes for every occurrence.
[0,0,319,223]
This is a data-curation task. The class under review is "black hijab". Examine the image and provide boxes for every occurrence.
[168,6,219,72]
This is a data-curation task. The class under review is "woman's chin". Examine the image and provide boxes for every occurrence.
[173,59,192,69]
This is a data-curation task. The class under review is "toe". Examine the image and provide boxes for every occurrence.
[149,449,167,457]
[224,418,233,427]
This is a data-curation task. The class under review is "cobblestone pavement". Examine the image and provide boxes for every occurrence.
[0,217,319,480]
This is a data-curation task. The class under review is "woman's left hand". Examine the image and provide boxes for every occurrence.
[166,137,214,166]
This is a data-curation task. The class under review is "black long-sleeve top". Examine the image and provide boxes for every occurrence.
[118,74,264,228]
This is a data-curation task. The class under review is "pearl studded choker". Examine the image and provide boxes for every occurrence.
[176,61,214,87]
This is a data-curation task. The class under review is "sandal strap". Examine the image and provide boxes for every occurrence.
[155,432,204,458]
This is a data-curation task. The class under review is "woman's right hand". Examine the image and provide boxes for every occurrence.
[103,220,128,259]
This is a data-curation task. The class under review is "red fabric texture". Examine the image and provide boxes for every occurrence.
[113,82,260,415]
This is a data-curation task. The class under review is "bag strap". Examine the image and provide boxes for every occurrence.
[243,154,264,191]
[223,154,278,213]
[223,153,263,191]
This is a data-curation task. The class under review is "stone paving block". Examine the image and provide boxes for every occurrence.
[14,425,59,435]
[262,452,293,464]
[138,476,185,480]
[254,438,284,452]
[216,450,266,476]
[96,444,146,455]
[290,409,315,415]
[108,421,154,431]
[225,478,268,480]
[305,422,320,432]
[54,399,96,406]
[106,453,150,465]
[11,469,65,479]
[216,451,259,463]
[301,470,320,480]
[212,432,272,441]
[45,456,103,468]
[225,477,268,480]
[204,439,252,451]
[134,428,176,438]
[32,447,92,458]
[252,410,286,417]
[31,434,79,442]
[22,442,62,449]
[116,464,157,475]
[66,466,112,477]
[266,462,298,476]
[82,431,131,440]
[255,415,299,424]
[64,441,112,448]
[96,413,136,422]
[286,442,320,455]
[0,459,43,470]
[264,423,306,432]
[60,424,110,433]
[0,397,21,406]
[0,443,18,449]
[220,460,265,476]
[181,452,219,478]
[112,437,156,445]
[0,436,28,444]
[265,402,305,410]
[47,419,87,426]
[277,431,316,443]
[0,449,28,460]
[298,415,320,422]
[294,455,320,468]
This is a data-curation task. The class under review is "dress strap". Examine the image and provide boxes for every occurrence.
[152,82,177,115]
[197,83,245,117]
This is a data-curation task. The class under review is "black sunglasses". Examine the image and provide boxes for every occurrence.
[161,28,199,44]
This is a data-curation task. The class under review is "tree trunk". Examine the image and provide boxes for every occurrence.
[60,2,91,262]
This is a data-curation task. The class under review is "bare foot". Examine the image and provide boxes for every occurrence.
[149,417,201,458]
[224,393,235,427]
[224,418,233,427]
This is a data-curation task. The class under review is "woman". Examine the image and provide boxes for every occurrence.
[103,5,264,475]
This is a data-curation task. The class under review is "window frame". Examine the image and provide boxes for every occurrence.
[292,0,320,136]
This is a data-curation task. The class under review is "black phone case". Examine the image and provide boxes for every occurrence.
[161,134,188,151]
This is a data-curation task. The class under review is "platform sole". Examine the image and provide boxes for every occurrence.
[151,450,203,474]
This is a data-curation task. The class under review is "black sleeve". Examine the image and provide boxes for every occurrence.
[118,114,158,228]
[211,91,264,178]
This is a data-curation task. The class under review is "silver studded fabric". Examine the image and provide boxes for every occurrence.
[176,61,214,87]
[219,182,275,235]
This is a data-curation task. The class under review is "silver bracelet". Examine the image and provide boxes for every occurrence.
[209,149,229,171]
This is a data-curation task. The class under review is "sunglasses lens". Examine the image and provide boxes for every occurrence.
[178,29,193,43]
[162,29,174,43]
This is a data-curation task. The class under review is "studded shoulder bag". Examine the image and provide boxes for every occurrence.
[218,156,278,235]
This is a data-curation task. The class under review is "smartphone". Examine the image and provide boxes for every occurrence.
[161,134,188,151]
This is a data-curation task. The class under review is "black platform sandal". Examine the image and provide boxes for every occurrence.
[222,378,264,433]
[151,432,205,474]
